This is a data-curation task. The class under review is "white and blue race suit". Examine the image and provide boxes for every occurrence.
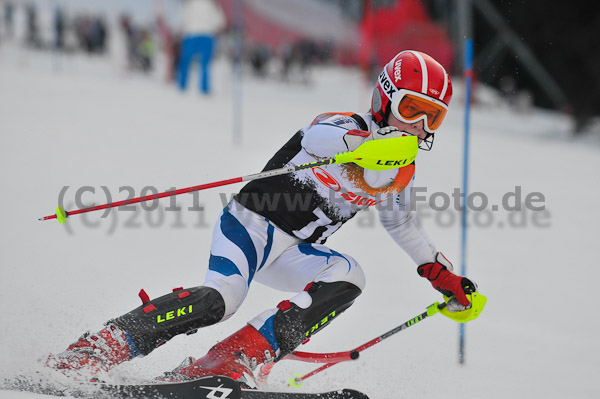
[202,112,439,356]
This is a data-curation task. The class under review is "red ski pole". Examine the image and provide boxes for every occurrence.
[38,137,418,223]
[39,158,339,223]
[278,291,486,387]
[279,301,446,387]
[39,177,245,223]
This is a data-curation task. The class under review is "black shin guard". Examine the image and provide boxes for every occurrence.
[111,286,225,356]
[272,281,362,358]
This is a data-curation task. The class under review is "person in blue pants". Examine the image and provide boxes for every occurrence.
[175,0,225,94]
[177,35,215,94]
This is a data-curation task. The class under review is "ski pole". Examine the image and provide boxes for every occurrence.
[39,136,418,224]
[284,301,446,387]
[281,291,487,386]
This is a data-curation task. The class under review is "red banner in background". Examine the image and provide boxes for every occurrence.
[360,0,453,71]
[218,0,453,71]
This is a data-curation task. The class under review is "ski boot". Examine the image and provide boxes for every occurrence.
[162,281,362,387]
[162,324,275,388]
[47,286,226,378]
[46,323,134,377]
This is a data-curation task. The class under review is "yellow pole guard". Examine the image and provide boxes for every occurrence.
[335,136,418,171]
[439,292,487,323]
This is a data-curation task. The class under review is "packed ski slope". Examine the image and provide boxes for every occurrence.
[0,41,599,399]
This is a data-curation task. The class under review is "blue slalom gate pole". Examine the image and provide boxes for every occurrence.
[459,38,474,365]
[232,0,243,144]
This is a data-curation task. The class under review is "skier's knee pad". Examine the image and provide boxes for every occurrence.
[315,254,366,291]
[111,286,225,356]
[272,281,362,358]
[203,274,249,319]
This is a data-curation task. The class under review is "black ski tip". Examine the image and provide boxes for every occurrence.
[325,389,370,399]
[241,387,369,399]
[342,389,370,399]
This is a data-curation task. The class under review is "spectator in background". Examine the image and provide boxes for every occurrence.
[280,40,321,85]
[156,15,182,82]
[137,29,156,73]
[90,16,107,54]
[75,15,107,55]
[176,0,225,94]
[3,1,15,39]
[25,2,40,47]
[54,5,66,51]
[119,14,156,73]
[248,42,271,78]
[120,14,136,68]
[170,33,183,81]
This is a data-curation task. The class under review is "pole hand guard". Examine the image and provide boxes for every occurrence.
[439,292,487,323]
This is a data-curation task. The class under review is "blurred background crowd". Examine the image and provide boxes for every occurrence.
[0,0,598,135]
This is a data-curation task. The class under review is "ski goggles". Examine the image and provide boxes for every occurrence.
[390,89,448,134]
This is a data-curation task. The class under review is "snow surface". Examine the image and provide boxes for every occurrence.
[0,41,599,399]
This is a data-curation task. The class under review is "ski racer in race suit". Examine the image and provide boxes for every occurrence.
[47,50,478,385]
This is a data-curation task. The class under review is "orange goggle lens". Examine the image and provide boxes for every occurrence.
[396,94,447,132]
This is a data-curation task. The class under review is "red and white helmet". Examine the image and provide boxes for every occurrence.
[371,50,453,149]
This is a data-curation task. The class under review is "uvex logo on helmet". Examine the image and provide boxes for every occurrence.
[393,58,402,82]
[377,69,398,100]
[312,167,341,192]
[371,50,453,126]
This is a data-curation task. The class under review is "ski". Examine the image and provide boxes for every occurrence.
[2,375,239,399]
[99,375,240,399]
[242,388,369,399]
[3,375,369,399]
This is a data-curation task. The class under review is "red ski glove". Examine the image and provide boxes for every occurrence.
[417,253,477,307]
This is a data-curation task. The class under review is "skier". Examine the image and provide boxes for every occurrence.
[47,50,478,385]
